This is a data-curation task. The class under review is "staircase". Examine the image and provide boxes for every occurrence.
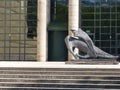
[0,66,120,90]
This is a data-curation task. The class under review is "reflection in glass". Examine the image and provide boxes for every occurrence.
[81,0,120,55]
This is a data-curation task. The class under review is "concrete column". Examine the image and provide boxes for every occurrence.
[37,0,47,62]
[68,0,79,60]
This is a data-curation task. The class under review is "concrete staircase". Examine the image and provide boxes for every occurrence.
[0,67,120,90]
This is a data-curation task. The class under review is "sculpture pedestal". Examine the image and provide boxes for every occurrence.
[66,59,119,65]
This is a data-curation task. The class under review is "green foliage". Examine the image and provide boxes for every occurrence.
[55,3,68,22]
[82,7,95,12]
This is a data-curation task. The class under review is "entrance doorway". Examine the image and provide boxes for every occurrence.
[48,0,68,61]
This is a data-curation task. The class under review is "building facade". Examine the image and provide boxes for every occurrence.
[0,0,119,61]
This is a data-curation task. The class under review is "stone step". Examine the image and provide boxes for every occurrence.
[0,70,120,75]
[0,82,120,89]
[0,87,119,90]
[0,67,119,89]
[0,68,120,72]
[0,79,119,84]
[0,74,120,80]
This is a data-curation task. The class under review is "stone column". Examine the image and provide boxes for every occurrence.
[37,0,47,62]
[68,0,79,60]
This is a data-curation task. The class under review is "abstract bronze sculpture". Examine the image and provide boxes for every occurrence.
[65,28,118,60]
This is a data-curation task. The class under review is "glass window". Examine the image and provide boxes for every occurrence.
[81,0,120,55]
[50,0,68,22]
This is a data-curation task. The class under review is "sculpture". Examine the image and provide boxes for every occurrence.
[65,28,118,60]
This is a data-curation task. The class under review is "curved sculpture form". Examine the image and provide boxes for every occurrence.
[65,28,118,59]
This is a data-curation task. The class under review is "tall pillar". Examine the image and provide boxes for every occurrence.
[37,0,47,62]
[68,0,79,60]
